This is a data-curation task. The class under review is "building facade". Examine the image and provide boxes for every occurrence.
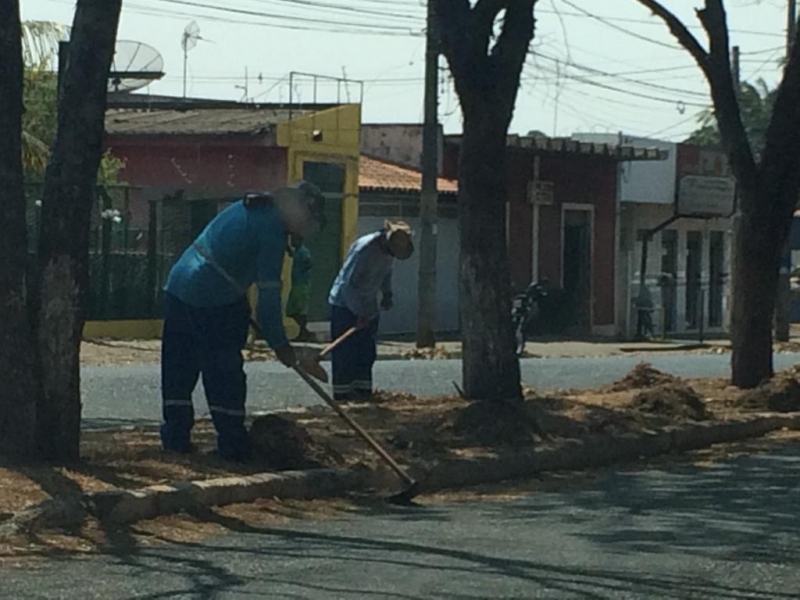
[573,133,735,339]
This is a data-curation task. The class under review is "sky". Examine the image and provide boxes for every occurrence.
[21,0,791,141]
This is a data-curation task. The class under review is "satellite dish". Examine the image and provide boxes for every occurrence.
[109,40,164,93]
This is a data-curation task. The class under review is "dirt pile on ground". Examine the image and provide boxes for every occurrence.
[249,415,341,470]
[629,383,710,421]
[736,377,800,413]
[611,362,678,391]
[399,346,453,360]
[451,399,539,448]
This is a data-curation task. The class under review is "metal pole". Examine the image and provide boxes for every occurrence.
[699,288,705,344]
[775,7,796,342]
[182,44,188,99]
[416,0,439,348]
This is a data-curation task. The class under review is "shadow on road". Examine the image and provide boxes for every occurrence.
[9,446,800,599]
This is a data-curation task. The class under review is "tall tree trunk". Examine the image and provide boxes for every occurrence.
[459,108,522,401]
[0,1,39,460]
[36,0,122,461]
[730,187,783,388]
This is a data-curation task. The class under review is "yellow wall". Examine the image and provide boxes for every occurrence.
[84,319,164,340]
[277,104,361,256]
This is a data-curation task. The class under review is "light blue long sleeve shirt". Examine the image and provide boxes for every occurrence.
[164,200,288,348]
[328,230,393,317]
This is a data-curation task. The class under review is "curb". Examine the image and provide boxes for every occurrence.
[83,466,371,524]
[418,414,800,491]
[4,413,799,532]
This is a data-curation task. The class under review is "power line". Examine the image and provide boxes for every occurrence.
[240,0,423,23]
[150,0,419,32]
[526,62,709,108]
[531,52,709,98]
[117,0,422,36]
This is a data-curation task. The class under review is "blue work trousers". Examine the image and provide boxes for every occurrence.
[160,293,251,461]
[330,304,379,401]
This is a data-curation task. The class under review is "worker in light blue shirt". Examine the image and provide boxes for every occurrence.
[160,181,325,461]
[328,220,414,401]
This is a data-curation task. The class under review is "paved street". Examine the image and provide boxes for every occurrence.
[81,353,800,429]
[5,444,800,598]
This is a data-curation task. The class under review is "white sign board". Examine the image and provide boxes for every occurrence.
[528,181,554,205]
[677,175,736,217]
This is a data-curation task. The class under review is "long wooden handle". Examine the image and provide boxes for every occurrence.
[315,326,359,361]
[293,366,415,486]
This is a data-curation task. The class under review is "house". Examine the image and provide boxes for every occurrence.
[444,134,666,337]
[572,133,735,339]
[91,99,361,339]
[357,154,459,335]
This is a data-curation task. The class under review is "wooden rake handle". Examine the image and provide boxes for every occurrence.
[315,326,359,362]
[293,365,416,487]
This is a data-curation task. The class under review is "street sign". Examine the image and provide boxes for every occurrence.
[677,175,736,218]
[528,181,554,205]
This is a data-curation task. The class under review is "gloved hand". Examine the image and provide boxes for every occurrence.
[380,293,393,311]
[274,344,297,368]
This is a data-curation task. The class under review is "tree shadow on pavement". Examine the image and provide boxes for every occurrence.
[497,444,800,569]
[78,492,795,600]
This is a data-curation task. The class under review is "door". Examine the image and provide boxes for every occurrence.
[301,161,345,322]
[562,209,592,332]
[685,231,703,330]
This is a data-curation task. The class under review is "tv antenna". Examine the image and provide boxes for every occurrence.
[109,40,164,93]
[181,21,205,98]
[235,67,250,102]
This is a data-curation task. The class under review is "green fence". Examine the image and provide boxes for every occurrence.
[25,185,224,321]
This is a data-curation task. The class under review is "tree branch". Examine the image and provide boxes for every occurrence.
[759,22,800,223]
[433,0,473,85]
[491,0,536,101]
[638,0,756,190]
[635,0,709,69]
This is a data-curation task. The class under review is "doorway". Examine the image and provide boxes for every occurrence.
[562,208,593,332]
[300,161,345,322]
[660,230,678,333]
[685,231,703,330]
[709,231,725,327]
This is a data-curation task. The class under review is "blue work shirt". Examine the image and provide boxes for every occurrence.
[328,231,393,318]
[164,200,288,349]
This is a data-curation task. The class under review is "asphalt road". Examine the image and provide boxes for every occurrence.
[81,353,800,429]
[5,444,800,598]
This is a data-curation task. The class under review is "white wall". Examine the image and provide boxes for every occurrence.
[571,132,677,206]
[357,215,460,335]
[361,124,444,173]
[620,203,732,338]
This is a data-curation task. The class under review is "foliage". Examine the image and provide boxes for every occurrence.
[21,20,123,183]
[686,79,776,154]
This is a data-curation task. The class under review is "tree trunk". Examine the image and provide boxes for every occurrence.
[459,109,522,402]
[0,1,39,460]
[730,189,782,388]
[36,0,122,461]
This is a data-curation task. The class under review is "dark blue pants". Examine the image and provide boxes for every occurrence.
[330,304,378,401]
[161,293,251,460]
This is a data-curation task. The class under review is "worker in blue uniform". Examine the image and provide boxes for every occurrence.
[328,220,414,401]
[160,182,325,461]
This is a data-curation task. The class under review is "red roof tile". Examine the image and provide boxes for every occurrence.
[359,155,458,195]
